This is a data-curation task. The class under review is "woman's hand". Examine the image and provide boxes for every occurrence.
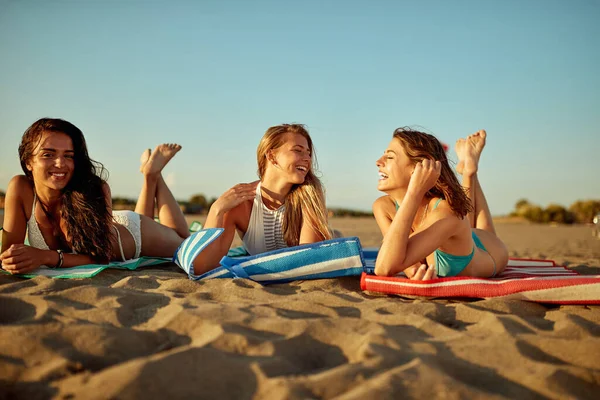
[407,159,441,196]
[211,181,259,216]
[0,244,53,274]
[408,263,438,280]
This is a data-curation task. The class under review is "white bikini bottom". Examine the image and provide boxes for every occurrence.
[112,211,142,260]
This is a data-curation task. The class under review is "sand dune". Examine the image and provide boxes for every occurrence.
[1,219,599,399]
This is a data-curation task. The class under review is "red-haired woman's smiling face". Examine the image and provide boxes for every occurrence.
[375,138,414,193]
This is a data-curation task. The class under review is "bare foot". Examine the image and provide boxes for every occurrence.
[139,148,151,173]
[455,130,486,175]
[142,143,182,176]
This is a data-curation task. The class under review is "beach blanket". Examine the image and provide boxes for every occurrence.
[1,227,171,278]
[361,251,600,304]
[0,257,171,279]
[174,229,365,284]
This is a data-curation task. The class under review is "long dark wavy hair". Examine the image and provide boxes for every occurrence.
[257,124,332,246]
[19,118,113,262]
[393,127,473,218]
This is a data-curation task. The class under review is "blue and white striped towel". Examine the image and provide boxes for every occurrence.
[193,236,365,284]
[174,230,365,284]
[172,228,224,277]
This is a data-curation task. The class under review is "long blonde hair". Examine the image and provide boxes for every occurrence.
[257,124,332,246]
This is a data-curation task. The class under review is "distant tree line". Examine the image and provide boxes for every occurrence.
[110,192,373,217]
[328,208,374,217]
[112,194,218,213]
[511,199,600,224]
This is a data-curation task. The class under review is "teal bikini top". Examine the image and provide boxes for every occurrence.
[394,198,487,277]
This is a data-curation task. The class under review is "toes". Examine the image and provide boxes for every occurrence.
[140,148,151,164]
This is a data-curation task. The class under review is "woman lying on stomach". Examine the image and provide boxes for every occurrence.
[1,118,190,273]
[373,128,509,280]
[191,124,332,275]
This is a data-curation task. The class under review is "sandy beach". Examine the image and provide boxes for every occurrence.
[1,217,599,399]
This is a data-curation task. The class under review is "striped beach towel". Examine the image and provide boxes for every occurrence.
[361,252,600,304]
[175,230,365,283]
[0,257,171,279]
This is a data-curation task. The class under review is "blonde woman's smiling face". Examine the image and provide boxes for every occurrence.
[270,132,312,184]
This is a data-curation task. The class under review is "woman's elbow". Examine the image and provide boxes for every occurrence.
[375,257,409,277]
[192,253,219,276]
[374,261,395,277]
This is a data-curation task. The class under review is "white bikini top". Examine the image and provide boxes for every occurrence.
[242,183,288,255]
[27,194,51,250]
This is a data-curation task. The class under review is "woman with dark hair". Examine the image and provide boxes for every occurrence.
[373,128,508,279]
[189,123,331,276]
[0,118,189,274]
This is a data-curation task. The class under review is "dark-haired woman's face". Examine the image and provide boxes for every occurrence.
[26,132,75,192]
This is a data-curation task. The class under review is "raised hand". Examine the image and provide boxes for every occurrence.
[211,181,259,216]
[0,244,51,274]
[407,159,441,196]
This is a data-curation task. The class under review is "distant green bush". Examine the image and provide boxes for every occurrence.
[328,208,373,217]
[512,199,598,224]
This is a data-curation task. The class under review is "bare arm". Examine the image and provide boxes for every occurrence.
[1,176,31,253]
[192,182,258,275]
[1,176,104,272]
[192,205,239,275]
[375,160,458,276]
[299,216,327,245]
[102,182,113,215]
[375,194,461,276]
[373,195,396,236]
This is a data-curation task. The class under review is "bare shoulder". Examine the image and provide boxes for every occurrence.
[229,199,254,228]
[7,175,34,200]
[373,195,395,216]
[5,175,34,219]
[101,181,111,196]
[427,198,464,229]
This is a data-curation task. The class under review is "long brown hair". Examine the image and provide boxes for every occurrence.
[257,124,332,246]
[19,118,114,262]
[393,127,473,218]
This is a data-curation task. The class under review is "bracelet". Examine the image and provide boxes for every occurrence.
[53,249,64,269]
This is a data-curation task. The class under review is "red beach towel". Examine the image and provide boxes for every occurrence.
[361,258,600,304]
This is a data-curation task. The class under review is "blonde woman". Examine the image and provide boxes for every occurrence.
[191,124,332,275]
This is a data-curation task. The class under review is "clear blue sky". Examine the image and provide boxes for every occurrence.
[1,0,598,214]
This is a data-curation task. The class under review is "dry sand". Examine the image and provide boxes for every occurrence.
[1,216,599,399]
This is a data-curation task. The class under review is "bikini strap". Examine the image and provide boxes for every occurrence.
[31,192,37,219]
[113,225,126,262]
[433,198,442,210]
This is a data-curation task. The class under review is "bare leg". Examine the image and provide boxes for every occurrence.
[456,130,496,235]
[155,174,189,238]
[135,148,156,218]
[136,144,189,239]
[138,215,186,257]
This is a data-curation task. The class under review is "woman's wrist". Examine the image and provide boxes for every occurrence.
[405,187,426,199]
[44,249,59,267]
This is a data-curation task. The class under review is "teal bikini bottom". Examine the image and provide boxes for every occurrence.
[434,232,491,277]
